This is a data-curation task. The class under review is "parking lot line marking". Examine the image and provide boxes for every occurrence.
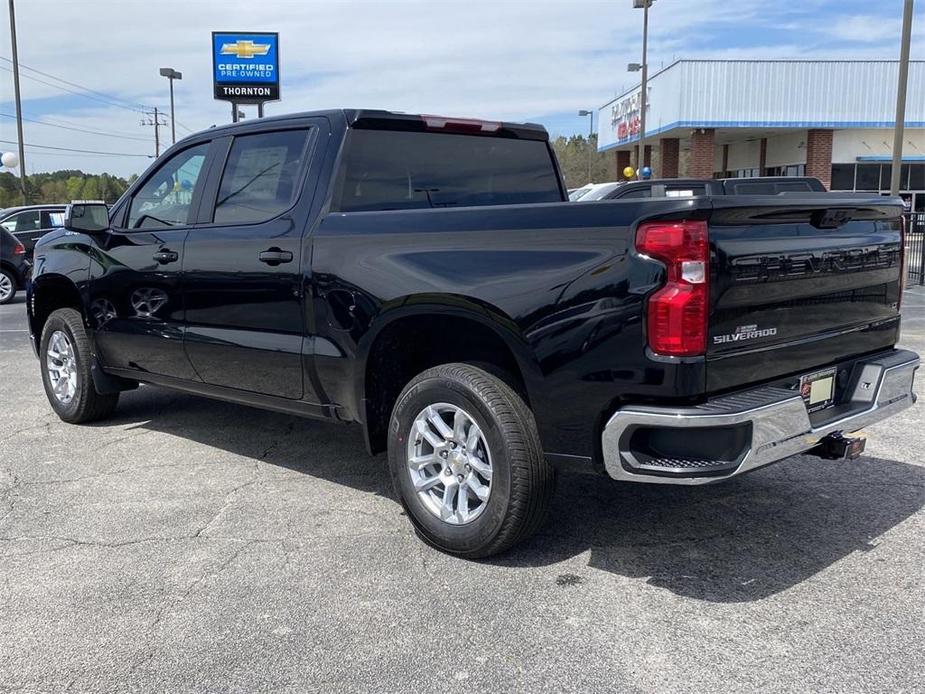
[0,330,29,333]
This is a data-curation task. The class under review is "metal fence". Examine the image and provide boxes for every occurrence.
[907,212,925,286]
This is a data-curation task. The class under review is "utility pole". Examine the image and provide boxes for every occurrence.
[7,0,27,204]
[140,108,166,157]
[890,0,914,196]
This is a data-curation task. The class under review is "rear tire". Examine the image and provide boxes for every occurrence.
[40,308,119,424]
[0,268,15,305]
[388,363,555,558]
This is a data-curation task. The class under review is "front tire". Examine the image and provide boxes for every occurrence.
[388,363,555,558]
[0,268,15,304]
[40,308,119,423]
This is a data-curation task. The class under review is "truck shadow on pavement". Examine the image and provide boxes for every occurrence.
[109,386,924,604]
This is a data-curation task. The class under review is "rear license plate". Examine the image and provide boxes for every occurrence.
[800,367,837,413]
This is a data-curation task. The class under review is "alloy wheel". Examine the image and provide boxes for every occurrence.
[406,403,493,525]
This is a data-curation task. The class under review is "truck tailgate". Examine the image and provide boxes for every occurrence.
[706,195,905,392]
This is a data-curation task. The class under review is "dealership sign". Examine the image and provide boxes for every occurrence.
[610,87,650,142]
[212,31,280,103]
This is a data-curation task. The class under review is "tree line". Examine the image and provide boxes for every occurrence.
[0,170,138,209]
[550,134,616,189]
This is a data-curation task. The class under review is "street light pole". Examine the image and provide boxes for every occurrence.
[159,67,182,145]
[634,0,652,180]
[889,0,914,197]
[7,0,27,204]
[578,109,594,183]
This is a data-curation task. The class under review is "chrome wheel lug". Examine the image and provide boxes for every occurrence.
[440,450,448,458]
[456,474,464,482]
[465,464,471,472]
[444,468,452,476]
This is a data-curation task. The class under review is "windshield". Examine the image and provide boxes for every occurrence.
[568,186,593,201]
[579,182,622,201]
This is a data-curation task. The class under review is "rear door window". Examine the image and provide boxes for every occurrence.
[332,129,562,212]
[42,210,65,228]
[1,210,41,233]
[212,129,312,225]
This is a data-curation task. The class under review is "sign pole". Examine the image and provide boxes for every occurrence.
[636,0,649,180]
[231,102,238,123]
[258,102,264,118]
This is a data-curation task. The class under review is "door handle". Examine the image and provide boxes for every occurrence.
[153,249,179,264]
[258,248,293,266]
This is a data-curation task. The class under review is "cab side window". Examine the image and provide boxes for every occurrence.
[212,129,311,225]
[126,143,210,229]
[42,211,66,229]
[1,210,41,233]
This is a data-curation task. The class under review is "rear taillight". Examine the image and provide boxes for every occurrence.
[13,241,25,256]
[636,219,709,357]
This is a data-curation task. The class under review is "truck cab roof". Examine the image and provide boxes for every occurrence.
[199,109,549,142]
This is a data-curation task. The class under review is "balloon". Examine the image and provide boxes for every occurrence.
[622,166,635,179]
[641,166,652,179]
[1,152,19,169]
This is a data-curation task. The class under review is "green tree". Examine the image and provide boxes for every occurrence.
[0,170,132,207]
[551,134,615,189]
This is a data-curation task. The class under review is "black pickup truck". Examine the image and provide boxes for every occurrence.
[28,109,919,558]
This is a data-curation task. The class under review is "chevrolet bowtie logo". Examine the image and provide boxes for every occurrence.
[220,40,271,59]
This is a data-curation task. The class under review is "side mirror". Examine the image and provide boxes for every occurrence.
[65,202,109,233]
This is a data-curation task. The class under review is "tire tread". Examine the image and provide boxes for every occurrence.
[392,362,555,558]
[42,308,119,424]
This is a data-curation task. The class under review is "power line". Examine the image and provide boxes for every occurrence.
[0,138,153,158]
[170,116,195,135]
[0,56,198,141]
[0,64,148,114]
[0,112,152,143]
[0,55,149,112]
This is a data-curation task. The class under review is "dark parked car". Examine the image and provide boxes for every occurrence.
[0,204,67,255]
[577,176,827,201]
[27,110,919,557]
[0,227,30,304]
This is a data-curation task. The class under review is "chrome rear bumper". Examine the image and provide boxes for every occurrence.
[601,349,919,485]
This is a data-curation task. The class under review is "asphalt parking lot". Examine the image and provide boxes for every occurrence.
[1,290,923,694]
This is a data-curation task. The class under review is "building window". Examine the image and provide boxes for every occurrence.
[855,164,881,191]
[909,164,924,191]
[830,164,855,190]
[765,164,806,177]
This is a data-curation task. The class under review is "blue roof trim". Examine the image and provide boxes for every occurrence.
[597,120,925,152]
[856,155,925,162]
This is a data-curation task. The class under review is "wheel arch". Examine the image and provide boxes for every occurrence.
[29,273,86,343]
[356,297,542,455]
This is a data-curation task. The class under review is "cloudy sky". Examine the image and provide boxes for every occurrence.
[0,0,922,178]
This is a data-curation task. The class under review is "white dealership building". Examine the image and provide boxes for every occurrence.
[596,60,925,213]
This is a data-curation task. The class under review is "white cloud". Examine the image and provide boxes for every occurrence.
[0,0,920,177]
[828,15,902,43]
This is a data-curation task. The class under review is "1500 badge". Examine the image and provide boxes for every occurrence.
[713,324,778,345]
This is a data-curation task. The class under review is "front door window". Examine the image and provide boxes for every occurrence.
[127,144,210,229]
